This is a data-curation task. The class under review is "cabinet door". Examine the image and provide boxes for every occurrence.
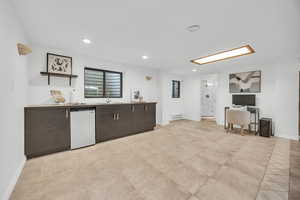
[132,104,146,133]
[25,108,70,158]
[96,106,119,142]
[144,104,156,131]
[117,105,133,137]
[96,105,133,142]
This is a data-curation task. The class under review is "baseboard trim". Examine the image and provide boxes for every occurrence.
[2,156,26,200]
[275,134,299,141]
[157,121,170,126]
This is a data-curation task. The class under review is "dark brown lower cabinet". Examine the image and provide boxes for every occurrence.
[132,104,147,133]
[118,105,134,137]
[96,105,132,142]
[25,103,156,158]
[144,104,156,131]
[97,103,156,141]
[25,107,70,158]
[96,105,119,142]
[132,103,156,133]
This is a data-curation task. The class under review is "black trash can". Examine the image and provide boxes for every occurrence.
[259,118,272,137]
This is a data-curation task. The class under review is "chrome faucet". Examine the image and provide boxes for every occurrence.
[105,96,111,104]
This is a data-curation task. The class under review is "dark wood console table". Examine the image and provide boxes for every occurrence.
[224,106,260,134]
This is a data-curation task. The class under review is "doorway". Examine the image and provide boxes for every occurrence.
[201,79,217,118]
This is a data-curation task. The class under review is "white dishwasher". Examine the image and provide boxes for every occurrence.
[70,107,95,149]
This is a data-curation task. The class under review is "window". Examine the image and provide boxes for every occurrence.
[172,80,180,98]
[84,68,122,98]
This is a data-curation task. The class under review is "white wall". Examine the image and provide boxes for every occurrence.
[0,0,28,199]
[183,76,201,121]
[27,46,161,122]
[28,46,209,126]
[157,73,184,125]
[215,60,300,140]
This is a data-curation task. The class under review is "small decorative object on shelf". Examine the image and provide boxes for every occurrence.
[40,53,77,86]
[138,96,144,102]
[131,90,140,102]
[50,90,65,104]
[69,88,76,103]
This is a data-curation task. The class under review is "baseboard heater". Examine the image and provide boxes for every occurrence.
[172,114,184,120]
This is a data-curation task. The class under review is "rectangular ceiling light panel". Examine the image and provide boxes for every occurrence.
[191,45,255,65]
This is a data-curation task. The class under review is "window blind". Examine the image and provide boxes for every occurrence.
[105,72,122,98]
[84,68,122,98]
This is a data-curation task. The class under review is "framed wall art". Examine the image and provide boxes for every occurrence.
[229,70,261,93]
[47,53,72,75]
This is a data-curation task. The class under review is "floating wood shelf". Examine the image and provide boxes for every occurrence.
[40,72,78,78]
[40,72,78,86]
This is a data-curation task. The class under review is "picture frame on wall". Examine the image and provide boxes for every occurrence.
[47,53,72,75]
[229,70,261,93]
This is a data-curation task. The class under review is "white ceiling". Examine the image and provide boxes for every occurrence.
[12,0,300,74]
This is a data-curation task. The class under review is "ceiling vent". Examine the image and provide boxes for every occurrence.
[186,25,200,32]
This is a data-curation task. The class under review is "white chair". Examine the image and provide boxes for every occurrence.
[226,109,251,135]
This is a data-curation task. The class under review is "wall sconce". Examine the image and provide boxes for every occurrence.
[145,76,152,81]
[17,43,32,55]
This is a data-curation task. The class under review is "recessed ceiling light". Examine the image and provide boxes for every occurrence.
[191,45,255,65]
[142,55,149,60]
[82,38,91,44]
[187,25,200,32]
[192,69,197,72]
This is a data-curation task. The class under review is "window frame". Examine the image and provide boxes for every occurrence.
[84,67,123,98]
[172,80,180,98]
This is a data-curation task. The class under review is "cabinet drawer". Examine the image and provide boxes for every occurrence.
[96,105,121,114]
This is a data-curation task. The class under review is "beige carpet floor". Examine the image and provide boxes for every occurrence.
[11,120,298,200]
